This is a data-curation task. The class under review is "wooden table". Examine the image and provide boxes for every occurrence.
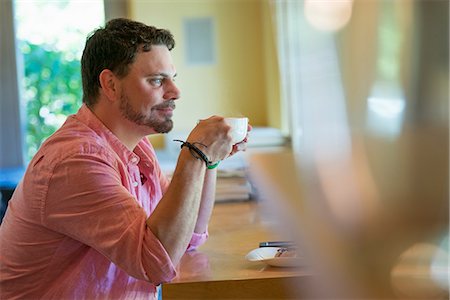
[162,201,314,299]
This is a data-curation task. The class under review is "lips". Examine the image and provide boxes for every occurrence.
[153,100,176,112]
[157,107,174,114]
[153,101,176,118]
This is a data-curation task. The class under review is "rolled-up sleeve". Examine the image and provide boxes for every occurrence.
[43,153,177,284]
[186,230,209,252]
[142,226,177,284]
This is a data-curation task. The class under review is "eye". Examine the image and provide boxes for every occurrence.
[148,77,163,87]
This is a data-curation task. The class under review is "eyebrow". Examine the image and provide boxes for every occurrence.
[148,72,177,79]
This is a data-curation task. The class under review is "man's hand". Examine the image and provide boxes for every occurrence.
[230,123,252,156]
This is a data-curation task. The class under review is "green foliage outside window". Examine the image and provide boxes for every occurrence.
[22,42,82,161]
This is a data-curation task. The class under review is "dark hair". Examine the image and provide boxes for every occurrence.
[81,18,175,107]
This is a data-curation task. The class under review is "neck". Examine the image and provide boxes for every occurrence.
[88,100,144,151]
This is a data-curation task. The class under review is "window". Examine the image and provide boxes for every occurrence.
[14,0,104,161]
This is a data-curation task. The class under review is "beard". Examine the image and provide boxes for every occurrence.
[119,94,175,134]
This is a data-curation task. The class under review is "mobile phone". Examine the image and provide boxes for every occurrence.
[259,241,296,248]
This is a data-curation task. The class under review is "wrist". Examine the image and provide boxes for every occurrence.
[174,140,221,169]
[179,147,206,169]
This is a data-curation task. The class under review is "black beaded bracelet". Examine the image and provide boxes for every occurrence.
[173,140,220,169]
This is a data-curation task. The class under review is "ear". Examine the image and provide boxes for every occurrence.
[98,69,119,102]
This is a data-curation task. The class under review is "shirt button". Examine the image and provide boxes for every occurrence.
[132,182,139,187]
[130,157,139,164]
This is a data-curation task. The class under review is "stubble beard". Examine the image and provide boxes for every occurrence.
[119,94,174,134]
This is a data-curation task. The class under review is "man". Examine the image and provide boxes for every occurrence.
[0,18,248,299]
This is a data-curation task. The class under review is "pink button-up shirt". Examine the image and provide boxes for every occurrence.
[0,105,207,299]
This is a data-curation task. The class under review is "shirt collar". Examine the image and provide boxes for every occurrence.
[74,104,142,165]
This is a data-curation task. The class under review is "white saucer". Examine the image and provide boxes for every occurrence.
[245,247,306,267]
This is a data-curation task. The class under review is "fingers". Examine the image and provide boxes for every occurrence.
[235,141,247,152]
[188,116,251,161]
[228,138,249,158]
[187,117,233,162]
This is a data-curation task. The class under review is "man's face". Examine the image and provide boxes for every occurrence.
[117,45,180,134]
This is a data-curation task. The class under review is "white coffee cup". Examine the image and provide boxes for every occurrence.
[224,117,248,144]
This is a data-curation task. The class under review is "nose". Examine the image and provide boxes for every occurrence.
[164,79,181,101]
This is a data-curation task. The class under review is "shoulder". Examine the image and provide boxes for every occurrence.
[31,118,118,172]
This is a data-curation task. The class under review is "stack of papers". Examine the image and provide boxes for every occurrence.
[247,127,286,148]
[215,168,253,202]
